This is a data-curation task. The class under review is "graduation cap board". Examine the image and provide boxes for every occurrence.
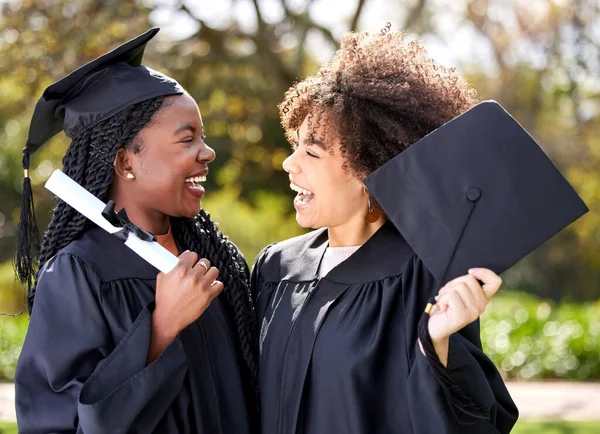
[26,27,183,154]
[364,100,589,287]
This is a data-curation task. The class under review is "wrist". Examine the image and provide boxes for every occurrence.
[431,335,450,368]
[151,309,178,342]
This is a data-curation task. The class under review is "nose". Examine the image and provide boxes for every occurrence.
[282,151,300,174]
[198,143,216,164]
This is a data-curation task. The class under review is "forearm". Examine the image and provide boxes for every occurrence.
[148,310,178,364]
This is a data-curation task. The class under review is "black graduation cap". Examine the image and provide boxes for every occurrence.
[15,28,184,304]
[26,27,183,154]
[364,100,588,421]
[364,100,588,286]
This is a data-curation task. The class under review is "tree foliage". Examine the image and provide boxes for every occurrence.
[0,0,598,313]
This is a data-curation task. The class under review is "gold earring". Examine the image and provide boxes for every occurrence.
[363,186,381,223]
[126,173,135,180]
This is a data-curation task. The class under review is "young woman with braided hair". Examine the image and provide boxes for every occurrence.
[251,26,520,433]
[15,30,258,433]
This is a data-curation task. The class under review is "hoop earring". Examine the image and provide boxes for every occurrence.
[363,186,381,223]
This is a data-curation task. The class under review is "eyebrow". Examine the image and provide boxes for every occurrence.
[174,124,197,135]
[303,137,327,150]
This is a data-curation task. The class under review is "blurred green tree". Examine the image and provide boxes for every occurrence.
[0,0,598,313]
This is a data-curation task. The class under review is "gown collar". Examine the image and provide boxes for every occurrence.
[64,226,160,281]
[278,221,415,284]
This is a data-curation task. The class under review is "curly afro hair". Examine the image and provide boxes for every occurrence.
[279,24,478,179]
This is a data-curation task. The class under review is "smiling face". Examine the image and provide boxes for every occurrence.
[282,114,367,230]
[117,93,215,220]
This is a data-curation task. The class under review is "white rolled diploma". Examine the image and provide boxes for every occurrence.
[45,169,179,273]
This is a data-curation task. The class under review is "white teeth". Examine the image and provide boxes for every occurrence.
[185,176,207,183]
[289,182,313,196]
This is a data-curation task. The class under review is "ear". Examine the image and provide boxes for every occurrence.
[113,148,135,181]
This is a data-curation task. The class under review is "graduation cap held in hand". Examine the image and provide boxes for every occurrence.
[364,100,589,287]
[364,100,588,423]
[16,28,184,301]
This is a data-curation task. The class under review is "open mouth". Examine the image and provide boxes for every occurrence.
[290,182,315,206]
[184,175,207,198]
[185,175,206,187]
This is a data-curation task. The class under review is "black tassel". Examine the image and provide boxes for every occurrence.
[14,147,41,314]
[417,297,487,424]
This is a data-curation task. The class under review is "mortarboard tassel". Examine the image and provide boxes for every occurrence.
[417,298,487,423]
[15,147,41,312]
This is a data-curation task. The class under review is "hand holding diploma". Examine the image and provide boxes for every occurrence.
[150,252,224,362]
[45,169,224,362]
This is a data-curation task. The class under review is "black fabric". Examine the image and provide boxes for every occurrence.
[15,227,254,434]
[364,100,589,285]
[101,199,156,243]
[25,27,183,154]
[252,223,518,434]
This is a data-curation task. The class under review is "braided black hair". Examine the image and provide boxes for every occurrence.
[30,95,260,416]
[172,214,260,408]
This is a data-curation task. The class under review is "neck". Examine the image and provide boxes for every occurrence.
[327,215,386,247]
[108,189,170,236]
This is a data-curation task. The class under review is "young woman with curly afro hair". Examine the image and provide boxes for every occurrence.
[251,25,519,434]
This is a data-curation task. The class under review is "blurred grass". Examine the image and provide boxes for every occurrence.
[0,423,17,433]
[512,420,600,433]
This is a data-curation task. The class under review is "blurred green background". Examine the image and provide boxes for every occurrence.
[0,0,599,385]
[0,0,599,431]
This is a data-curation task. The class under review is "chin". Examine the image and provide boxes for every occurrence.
[186,206,202,218]
[295,214,320,230]
[174,204,202,219]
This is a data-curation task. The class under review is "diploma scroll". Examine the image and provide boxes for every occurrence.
[45,169,179,273]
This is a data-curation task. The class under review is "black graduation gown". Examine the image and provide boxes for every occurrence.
[252,222,518,434]
[15,227,254,434]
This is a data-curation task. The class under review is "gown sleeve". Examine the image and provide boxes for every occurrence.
[403,256,519,434]
[15,253,188,434]
[250,243,274,304]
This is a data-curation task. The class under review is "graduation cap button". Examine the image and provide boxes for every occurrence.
[466,187,481,202]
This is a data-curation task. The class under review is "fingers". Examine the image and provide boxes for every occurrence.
[169,252,221,296]
[203,266,220,285]
[469,268,502,298]
[455,283,486,319]
[209,280,224,292]
[434,291,469,327]
[176,251,199,270]
[439,270,499,302]
[193,259,211,275]
[174,252,211,275]
[434,270,498,325]
[446,291,468,315]
[457,275,487,312]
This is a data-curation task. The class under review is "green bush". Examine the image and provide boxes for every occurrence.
[481,291,600,380]
[0,314,28,382]
[0,260,29,382]
[0,260,27,315]
[202,187,305,262]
